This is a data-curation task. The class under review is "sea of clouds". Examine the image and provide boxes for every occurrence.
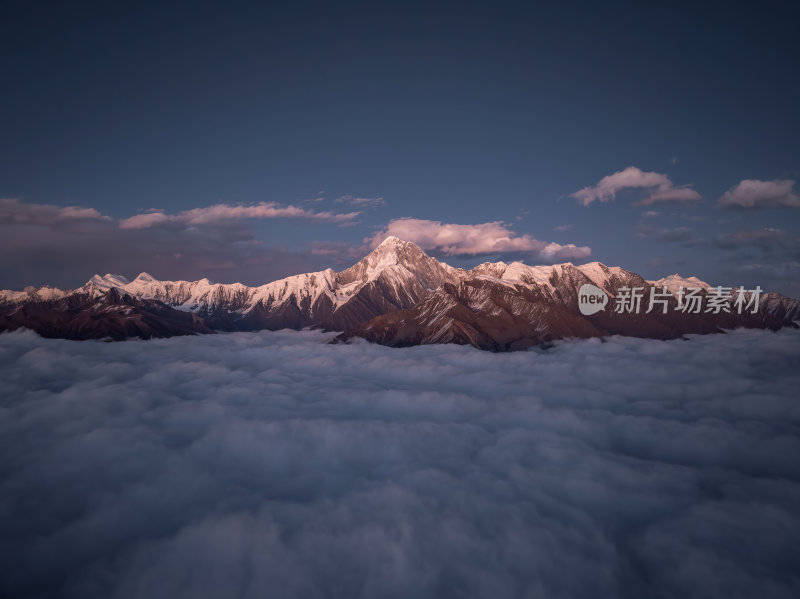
[1,328,799,599]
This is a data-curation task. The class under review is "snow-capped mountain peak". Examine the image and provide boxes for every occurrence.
[575,262,628,292]
[363,236,426,268]
[336,237,451,286]
[374,235,404,249]
[650,273,712,295]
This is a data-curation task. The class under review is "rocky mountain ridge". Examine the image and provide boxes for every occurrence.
[2,237,798,349]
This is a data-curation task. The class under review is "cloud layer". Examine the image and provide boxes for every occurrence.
[368,218,592,261]
[717,179,800,209]
[119,202,360,229]
[572,166,701,206]
[1,328,799,598]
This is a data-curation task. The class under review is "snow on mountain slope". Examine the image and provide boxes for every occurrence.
[576,262,630,292]
[471,261,555,289]
[0,285,69,306]
[0,286,212,340]
[88,273,132,290]
[105,272,255,312]
[648,273,713,295]
[469,260,632,296]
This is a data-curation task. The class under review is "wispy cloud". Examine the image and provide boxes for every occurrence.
[309,241,365,260]
[725,227,785,243]
[367,218,591,261]
[636,223,694,243]
[713,227,789,249]
[119,202,360,229]
[716,179,800,209]
[334,195,385,207]
[572,166,701,206]
[0,197,108,225]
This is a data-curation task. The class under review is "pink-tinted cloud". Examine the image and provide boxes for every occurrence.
[716,179,800,209]
[55,206,107,220]
[539,242,593,260]
[572,166,701,206]
[367,218,591,261]
[118,210,172,229]
[119,202,360,229]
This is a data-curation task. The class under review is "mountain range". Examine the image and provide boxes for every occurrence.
[2,237,798,350]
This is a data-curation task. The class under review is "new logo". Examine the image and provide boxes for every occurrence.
[577,284,608,315]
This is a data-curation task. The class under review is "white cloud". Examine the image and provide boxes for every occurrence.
[367,218,591,261]
[572,166,701,206]
[717,179,800,209]
[0,328,798,598]
[119,202,360,229]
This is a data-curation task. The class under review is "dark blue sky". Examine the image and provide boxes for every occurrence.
[1,0,799,294]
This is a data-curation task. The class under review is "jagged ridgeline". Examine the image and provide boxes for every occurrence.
[2,237,798,349]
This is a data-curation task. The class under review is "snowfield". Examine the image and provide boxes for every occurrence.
[1,328,799,598]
